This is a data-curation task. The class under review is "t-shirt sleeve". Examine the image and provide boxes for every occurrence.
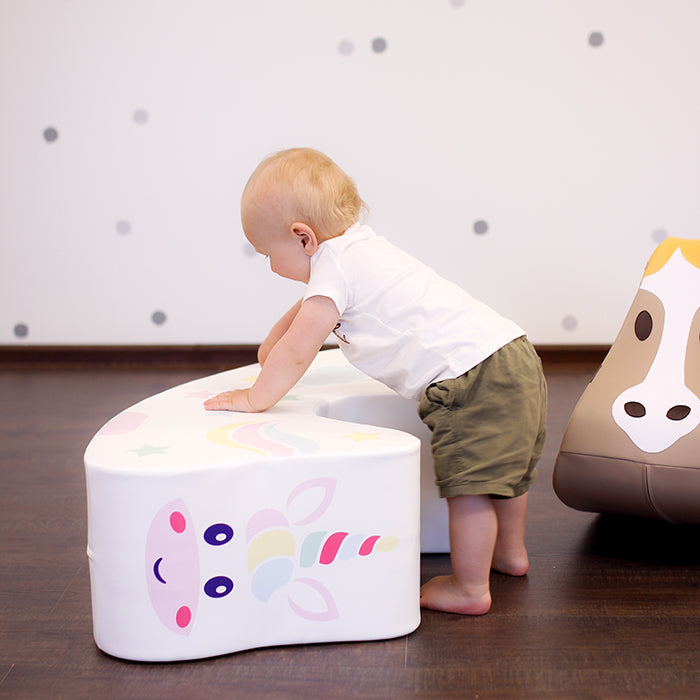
[303,246,351,315]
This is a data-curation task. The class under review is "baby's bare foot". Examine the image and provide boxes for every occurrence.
[420,575,491,615]
[492,546,529,577]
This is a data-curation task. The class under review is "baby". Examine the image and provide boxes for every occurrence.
[205,148,547,615]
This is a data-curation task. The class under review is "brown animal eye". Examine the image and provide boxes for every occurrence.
[634,310,652,341]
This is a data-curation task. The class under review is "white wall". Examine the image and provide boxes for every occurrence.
[2,0,699,346]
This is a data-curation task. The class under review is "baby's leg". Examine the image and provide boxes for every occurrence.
[492,492,529,576]
[420,494,495,615]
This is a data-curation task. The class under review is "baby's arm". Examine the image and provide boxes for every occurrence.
[204,295,340,413]
[257,300,302,366]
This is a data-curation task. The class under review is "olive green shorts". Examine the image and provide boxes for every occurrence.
[418,336,547,499]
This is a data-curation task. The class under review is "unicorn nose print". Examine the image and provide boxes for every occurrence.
[624,402,691,421]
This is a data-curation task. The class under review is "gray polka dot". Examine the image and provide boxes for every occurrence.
[243,243,257,258]
[43,127,58,143]
[151,310,167,326]
[450,0,466,6]
[133,109,149,125]
[589,31,604,47]
[116,220,132,235]
[14,323,29,338]
[473,220,489,235]
[372,37,387,53]
[338,39,354,56]
[562,315,578,331]
[651,228,668,245]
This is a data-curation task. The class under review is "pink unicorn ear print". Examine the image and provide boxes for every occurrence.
[287,578,338,622]
[146,500,235,635]
[286,477,336,525]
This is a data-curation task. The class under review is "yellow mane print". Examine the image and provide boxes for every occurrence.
[643,237,700,277]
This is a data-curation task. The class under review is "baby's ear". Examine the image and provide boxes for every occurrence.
[291,222,319,256]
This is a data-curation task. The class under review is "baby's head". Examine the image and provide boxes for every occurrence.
[241,148,365,243]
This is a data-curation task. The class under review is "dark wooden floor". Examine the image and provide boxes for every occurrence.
[1,356,698,699]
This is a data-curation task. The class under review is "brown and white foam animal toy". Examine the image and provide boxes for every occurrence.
[554,238,700,524]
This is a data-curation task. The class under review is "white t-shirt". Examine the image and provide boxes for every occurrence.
[303,223,525,400]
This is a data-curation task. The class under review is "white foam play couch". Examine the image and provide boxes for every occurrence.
[84,349,448,662]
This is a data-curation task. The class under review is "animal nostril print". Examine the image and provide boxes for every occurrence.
[667,405,691,421]
[624,401,646,418]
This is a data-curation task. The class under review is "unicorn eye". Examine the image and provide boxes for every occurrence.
[203,523,234,546]
[634,310,653,341]
[204,576,234,598]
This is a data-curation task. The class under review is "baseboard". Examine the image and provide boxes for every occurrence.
[0,345,259,370]
[0,344,609,370]
[536,345,609,367]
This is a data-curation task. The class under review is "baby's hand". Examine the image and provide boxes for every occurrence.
[204,389,260,413]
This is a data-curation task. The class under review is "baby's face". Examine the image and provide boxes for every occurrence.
[242,194,313,284]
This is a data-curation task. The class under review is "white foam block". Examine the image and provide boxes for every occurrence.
[84,349,447,661]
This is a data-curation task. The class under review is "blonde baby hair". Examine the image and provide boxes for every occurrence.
[242,148,366,240]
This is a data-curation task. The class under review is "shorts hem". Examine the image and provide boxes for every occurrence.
[439,480,534,500]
